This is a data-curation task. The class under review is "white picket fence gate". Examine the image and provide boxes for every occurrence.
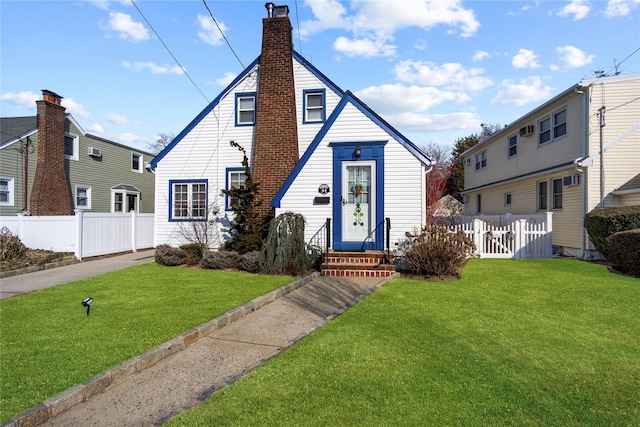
[455,212,553,259]
[0,211,154,260]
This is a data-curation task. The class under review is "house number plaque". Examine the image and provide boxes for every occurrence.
[318,184,330,194]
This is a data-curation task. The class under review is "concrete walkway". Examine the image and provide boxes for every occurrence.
[1,251,392,427]
[0,250,156,300]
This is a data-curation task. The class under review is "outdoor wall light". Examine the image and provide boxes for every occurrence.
[81,297,93,315]
[354,145,361,158]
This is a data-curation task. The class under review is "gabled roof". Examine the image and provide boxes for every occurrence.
[612,173,640,195]
[0,116,37,148]
[150,50,346,168]
[271,90,432,208]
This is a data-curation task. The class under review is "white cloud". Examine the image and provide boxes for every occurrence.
[557,0,591,20]
[122,61,183,75]
[355,84,468,116]
[85,0,130,10]
[104,12,149,42]
[300,0,480,58]
[512,48,540,69]
[107,113,131,125]
[555,45,595,68]
[604,0,640,17]
[394,60,493,92]
[197,14,227,46]
[61,98,91,119]
[87,123,104,133]
[216,72,237,87]
[333,35,396,58]
[491,76,554,106]
[472,50,489,62]
[391,111,481,132]
[0,91,38,109]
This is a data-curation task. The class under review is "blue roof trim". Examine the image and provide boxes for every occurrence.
[272,91,432,208]
[150,56,261,168]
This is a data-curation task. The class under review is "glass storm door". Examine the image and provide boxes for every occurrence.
[342,162,375,244]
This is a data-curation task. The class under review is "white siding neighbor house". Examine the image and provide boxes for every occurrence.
[462,73,640,258]
[150,5,432,254]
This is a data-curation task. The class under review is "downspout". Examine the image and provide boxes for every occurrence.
[573,85,589,259]
[424,160,434,227]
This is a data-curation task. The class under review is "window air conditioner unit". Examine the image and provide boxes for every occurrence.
[88,147,102,157]
[563,174,579,187]
[519,124,535,137]
[464,158,472,165]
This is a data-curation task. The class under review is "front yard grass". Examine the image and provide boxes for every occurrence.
[0,263,293,422]
[166,258,640,426]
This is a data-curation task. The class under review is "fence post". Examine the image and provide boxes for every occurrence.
[517,219,527,259]
[473,218,483,256]
[546,211,553,257]
[16,212,26,240]
[75,210,83,261]
[131,211,138,253]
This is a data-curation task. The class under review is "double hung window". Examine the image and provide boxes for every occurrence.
[236,93,256,125]
[170,180,207,220]
[226,168,248,210]
[508,135,517,157]
[475,151,487,170]
[303,89,325,123]
[0,177,14,206]
[65,134,79,160]
[131,152,143,173]
[552,178,563,210]
[538,181,547,211]
[75,185,91,210]
[539,108,567,145]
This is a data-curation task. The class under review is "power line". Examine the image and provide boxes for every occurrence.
[202,0,245,69]
[605,46,640,76]
[294,0,302,55]
[130,0,210,103]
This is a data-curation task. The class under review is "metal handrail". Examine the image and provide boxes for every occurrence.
[361,217,391,261]
[308,218,331,254]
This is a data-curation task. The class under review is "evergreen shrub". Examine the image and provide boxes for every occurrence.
[238,251,265,274]
[584,206,640,258]
[202,250,240,270]
[606,229,640,276]
[154,244,187,266]
[180,243,204,265]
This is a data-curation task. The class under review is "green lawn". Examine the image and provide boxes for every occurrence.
[0,263,293,422]
[166,259,640,427]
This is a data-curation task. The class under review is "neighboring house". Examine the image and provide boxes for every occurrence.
[151,5,432,251]
[462,73,640,258]
[0,90,155,216]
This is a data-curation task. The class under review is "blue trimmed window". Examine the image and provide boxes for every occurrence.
[225,168,247,211]
[235,93,256,126]
[169,179,207,221]
[303,89,325,123]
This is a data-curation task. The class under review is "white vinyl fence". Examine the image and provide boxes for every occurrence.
[456,212,553,259]
[1,211,154,260]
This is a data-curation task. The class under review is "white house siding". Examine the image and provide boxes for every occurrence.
[292,57,343,155]
[277,102,426,248]
[154,74,258,248]
[583,76,640,210]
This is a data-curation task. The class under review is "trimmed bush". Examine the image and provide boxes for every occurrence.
[403,225,476,278]
[202,250,240,270]
[584,205,640,258]
[0,228,27,262]
[238,251,265,274]
[180,243,204,266]
[154,244,187,266]
[606,229,640,276]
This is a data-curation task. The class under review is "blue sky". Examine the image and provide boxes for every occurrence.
[2,0,639,152]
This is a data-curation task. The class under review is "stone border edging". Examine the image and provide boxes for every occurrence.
[0,258,81,279]
[1,272,321,427]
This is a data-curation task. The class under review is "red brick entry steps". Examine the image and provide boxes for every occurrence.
[321,251,395,277]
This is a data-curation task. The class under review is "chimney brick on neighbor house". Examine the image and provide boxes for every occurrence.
[251,11,299,218]
[29,90,73,215]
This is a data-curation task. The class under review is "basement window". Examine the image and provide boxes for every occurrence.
[236,93,256,126]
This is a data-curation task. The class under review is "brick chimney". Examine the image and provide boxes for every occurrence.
[29,90,72,215]
[252,3,299,218]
